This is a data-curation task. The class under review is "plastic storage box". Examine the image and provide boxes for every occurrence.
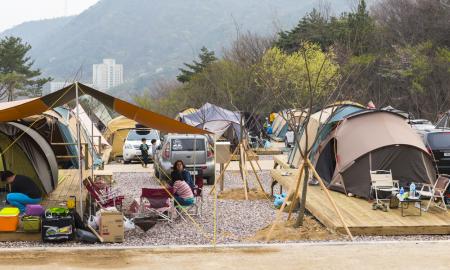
[0,207,20,232]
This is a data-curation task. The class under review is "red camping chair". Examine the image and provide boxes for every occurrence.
[175,176,204,219]
[191,175,204,216]
[137,187,175,222]
[83,177,124,210]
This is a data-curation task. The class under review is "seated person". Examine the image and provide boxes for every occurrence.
[0,170,42,213]
[171,171,194,206]
[170,160,195,189]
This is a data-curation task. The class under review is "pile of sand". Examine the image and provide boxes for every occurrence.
[217,188,270,200]
[248,216,340,242]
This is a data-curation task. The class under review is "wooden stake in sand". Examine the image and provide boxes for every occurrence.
[266,159,354,242]
[305,159,353,241]
[287,162,305,220]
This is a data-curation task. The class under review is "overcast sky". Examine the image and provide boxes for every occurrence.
[0,0,99,32]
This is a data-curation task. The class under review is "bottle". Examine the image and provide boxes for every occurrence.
[410,182,416,198]
[399,187,404,196]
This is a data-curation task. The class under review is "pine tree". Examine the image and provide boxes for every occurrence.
[177,46,217,83]
[0,36,51,101]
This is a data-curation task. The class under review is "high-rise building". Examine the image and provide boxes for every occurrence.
[92,59,123,90]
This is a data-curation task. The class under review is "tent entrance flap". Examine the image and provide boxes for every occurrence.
[315,138,337,185]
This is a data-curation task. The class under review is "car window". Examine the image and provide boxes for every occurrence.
[171,139,205,151]
[427,133,450,149]
[127,129,159,141]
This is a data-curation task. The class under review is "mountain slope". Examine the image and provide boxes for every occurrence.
[1,0,350,98]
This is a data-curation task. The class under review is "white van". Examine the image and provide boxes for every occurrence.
[122,129,161,163]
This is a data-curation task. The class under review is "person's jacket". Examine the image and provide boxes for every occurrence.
[170,170,194,189]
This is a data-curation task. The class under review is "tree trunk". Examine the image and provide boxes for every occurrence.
[294,165,309,228]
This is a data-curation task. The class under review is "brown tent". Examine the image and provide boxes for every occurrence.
[312,110,436,199]
[0,82,209,135]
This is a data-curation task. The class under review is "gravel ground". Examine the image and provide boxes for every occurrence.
[0,169,449,248]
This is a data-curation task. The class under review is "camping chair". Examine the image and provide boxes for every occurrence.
[370,170,399,210]
[176,176,204,218]
[417,174,450,212]
[83,177,124,210]
[137,187,176,223]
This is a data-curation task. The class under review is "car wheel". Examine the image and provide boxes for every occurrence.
[123,159,131,164]
[206,175,215,185]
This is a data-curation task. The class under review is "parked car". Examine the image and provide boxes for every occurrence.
[408,119,435,131]
[122,129,161,163]
[154,134,215,185]
[419,129,450,174]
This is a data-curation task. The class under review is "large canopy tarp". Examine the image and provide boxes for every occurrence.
[179,103,241,141]
[0,83,209,135]
[0,122,58,194]
[313,111,435,198]
[73,104,110,147]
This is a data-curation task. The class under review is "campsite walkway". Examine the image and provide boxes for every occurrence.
[0,241,449,269]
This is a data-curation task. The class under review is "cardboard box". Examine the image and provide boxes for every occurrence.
[99,211,124,243]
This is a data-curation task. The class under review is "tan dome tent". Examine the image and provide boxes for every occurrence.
[312,111,436,199]
[0,122,58,194]
[288,102,365,168]
[104,115,138,160]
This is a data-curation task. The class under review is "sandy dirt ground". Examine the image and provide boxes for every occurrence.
[1,241,449,270]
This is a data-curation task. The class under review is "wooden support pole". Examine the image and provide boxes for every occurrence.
[219,163,224,192]
[245,150,266,193]
[265,190,291,242]
[210,146,239,194]
[287,163,305,220]
[239,143,249,200]
[305,159,354,240]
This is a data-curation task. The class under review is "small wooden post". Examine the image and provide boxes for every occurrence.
[219,163,224,192]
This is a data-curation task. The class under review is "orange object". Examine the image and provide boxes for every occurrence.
[0,207,20,232]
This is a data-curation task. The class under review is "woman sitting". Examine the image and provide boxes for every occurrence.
[171,171,194,206]
[170,160,195,189]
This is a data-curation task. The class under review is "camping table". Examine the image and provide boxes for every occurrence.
[400,198,421,217]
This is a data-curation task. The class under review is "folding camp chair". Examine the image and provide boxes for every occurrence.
[137,187,176,223]
[83,177,124,210]
[417,174,450,212]
[370,170,399,211]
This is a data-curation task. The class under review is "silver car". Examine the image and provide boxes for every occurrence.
[154,134,215,185]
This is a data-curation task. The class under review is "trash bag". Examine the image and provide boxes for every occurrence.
[76,229,99,243]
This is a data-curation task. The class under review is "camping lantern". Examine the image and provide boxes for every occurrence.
[67,196,76,209]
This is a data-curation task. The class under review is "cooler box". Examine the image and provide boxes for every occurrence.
[0,207,20,232]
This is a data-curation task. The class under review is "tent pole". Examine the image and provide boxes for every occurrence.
[90,95,95,190]
[75,82,83,217]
